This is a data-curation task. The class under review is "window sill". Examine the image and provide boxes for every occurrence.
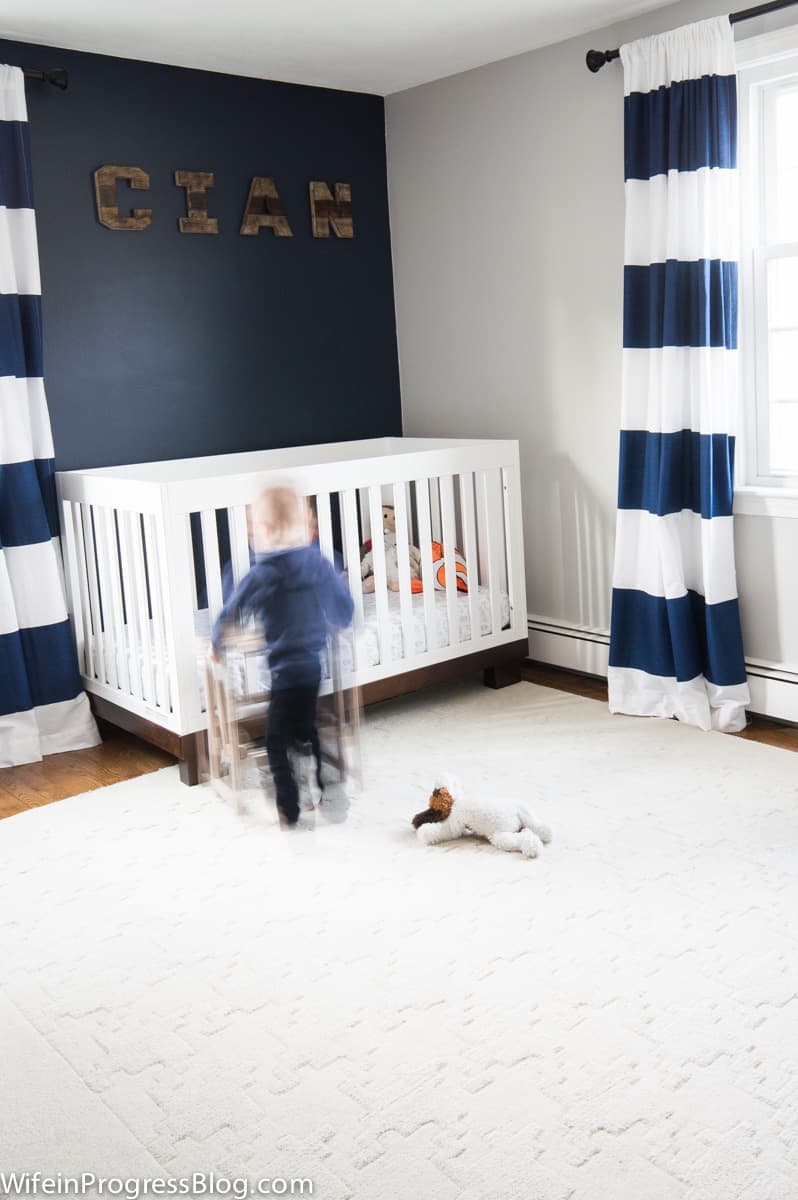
[734,486,798,518]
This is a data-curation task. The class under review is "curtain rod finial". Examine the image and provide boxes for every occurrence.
[586,48,620,72]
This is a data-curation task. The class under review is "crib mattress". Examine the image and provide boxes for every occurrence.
[106,586,511,707]
[206,585,511,698]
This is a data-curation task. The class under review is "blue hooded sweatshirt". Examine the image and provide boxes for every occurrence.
[211,544,354,689]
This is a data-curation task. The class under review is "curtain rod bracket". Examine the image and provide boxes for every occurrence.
[23,67,68,90]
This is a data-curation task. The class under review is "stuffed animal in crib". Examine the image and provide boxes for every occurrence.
[411,773,552,858]
[361,504,423,593]
[430,542,468,593]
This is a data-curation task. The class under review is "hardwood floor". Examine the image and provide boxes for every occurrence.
[521,662,611,705]
[1,665,795,821]
[0,722,175,820]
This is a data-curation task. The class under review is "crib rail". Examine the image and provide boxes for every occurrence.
[57,439,527,735]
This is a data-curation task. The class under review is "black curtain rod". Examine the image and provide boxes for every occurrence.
[586,0,798,71]
[23,66,68,89]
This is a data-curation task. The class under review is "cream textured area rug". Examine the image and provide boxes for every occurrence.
[2,680,797,1200]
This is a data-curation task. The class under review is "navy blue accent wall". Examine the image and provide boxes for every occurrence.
[0,39,402,470]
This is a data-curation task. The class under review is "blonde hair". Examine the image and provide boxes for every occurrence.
[254,485,304,533]
[250,483,312,551]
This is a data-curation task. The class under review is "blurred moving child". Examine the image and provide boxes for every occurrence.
[211,484,353,827]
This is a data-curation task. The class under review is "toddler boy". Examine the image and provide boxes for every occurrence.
[212,485,353,826]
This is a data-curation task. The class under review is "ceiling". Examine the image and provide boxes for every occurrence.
[3,0,670,95]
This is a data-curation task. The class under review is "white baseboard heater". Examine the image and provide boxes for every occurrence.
[527,615,798,725]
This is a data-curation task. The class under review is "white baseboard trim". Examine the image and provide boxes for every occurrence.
[744,666,798,724]
[527,616,610,678]
[527,614,798,724]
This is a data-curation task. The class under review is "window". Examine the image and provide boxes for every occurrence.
[738,29,798,491]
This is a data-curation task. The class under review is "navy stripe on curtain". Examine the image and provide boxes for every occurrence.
[0,118,34,207]
[625,73,737,180]
[623,260,738,349]
[617,430,735,517]
[610,588,747,687]
[0,459,60,546]
[0,620,84,716]
[0,294,44,376]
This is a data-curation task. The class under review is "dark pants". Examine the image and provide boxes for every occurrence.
[266,683,322,822]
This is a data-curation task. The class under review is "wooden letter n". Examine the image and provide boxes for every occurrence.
[309,181,353,238]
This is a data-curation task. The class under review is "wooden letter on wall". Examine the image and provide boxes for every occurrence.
[309,181,353,238]
[239,177,293,237]
[175,170,219,234]
[94,165,152,230]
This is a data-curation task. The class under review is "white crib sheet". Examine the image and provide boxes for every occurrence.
[107,585,511,706]
[356,586,511,669]
[214,585,510,694]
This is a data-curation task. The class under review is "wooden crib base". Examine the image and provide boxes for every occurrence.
[357,640,526,705]
[88,638,528,787]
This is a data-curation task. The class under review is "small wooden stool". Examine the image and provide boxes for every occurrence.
[204,630,360,812]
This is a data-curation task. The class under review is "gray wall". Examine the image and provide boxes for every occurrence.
[386,0,798,716]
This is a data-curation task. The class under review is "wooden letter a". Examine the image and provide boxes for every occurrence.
[239,177,293,237]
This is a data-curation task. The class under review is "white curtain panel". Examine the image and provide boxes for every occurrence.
[608,16,750,733]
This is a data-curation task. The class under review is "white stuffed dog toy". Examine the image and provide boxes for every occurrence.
[361,504,422,593]
[412,773,552,858]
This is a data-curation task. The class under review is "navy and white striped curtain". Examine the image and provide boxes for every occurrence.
[1,65,99,765]
[608,16,750,733]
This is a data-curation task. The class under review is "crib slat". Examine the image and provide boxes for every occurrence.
[103,507,129,693]
[358,487,371,547]
[459,472,481,649]
[314,493,337,684]
[71,504,95,680]
[157,508,200,727]
[130,513,155,706]
[117,509,138,697]
[429,475,442,549]
[82,504,107,686]
[414,478,437,650]
[118,509,144,702]
[315,492,334,563]
[367,484,391,666]
[184,516,198,614]
[392,481,415,663]
[201,509,224,622]
[502,465,524,634]
[439,474,459,650]
[477,469,504,636]
[229,504,252,590]
[341,488,365,652]
[144,513,169,711]
[60,499,85,674]
[94,508,120,689]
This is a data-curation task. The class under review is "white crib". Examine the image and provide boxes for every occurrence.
[55,436,528,782]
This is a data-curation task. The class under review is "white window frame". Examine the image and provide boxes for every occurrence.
[736,25,798,515]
